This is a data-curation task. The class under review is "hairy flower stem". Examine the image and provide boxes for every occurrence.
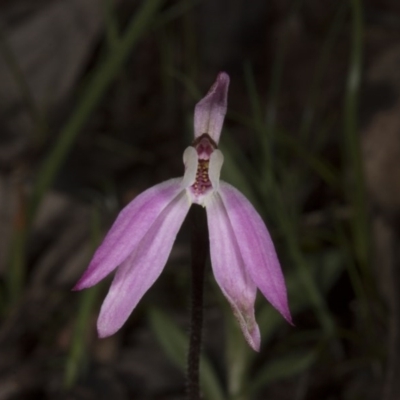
[187,205,209,400]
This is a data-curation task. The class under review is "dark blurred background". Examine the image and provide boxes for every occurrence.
[1,0,400,399]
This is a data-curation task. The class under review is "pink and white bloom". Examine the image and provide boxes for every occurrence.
[73,72,291,351]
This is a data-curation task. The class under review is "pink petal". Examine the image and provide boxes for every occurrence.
[97,190,191,337]
[218,182,292,324]
[73,178,183,290]
[207,192,261,351]
[194,72,229,144]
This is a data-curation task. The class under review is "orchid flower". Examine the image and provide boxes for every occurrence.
[73,72,291,351]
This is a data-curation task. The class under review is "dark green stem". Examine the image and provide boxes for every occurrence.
[187,205,208,400]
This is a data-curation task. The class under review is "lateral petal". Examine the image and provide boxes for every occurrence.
[182,146,198,188]
[207,192,261,351]
[208,149,224,192]
[194,72,229,144]
[218,182,292,324]
[74,178,184,290]
[97,190,191,337]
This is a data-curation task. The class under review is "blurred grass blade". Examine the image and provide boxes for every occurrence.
[28,0,164,223]
[243,61,263,124]
[335,220,374,335]
[227,112,340,189]
[243,62,273,190]
[223,249,343,399]
[158,27,176,111]
[249,349,317,395]
[102,0,120,49]
[170,69,201,100]
[224,301,253,400]
[183,0,198,81]
[153,0,200,28]
[257,250,344,334]
[343,0,371,273]
[0,26,47,143]
[266,0,303,132]
[220,135,261,212]
[290,250,344,311]
[299,0,347,141]
[149,307,225,400]
[273,186,336,337]
[224,112,336,337]
[64,286,100,388]
[243,62,264,143]
[7,230,26,304]
[64,205,102,388]
[6,184,27,305]
[229,62,336,339]
[244,249,344,370]
[279,130,340,189]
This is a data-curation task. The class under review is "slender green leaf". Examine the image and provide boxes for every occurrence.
[64,205,102,388]
[28,0,164,223]
[343,0,370,272]
[149,307,225,400]
[249,349,317,394]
